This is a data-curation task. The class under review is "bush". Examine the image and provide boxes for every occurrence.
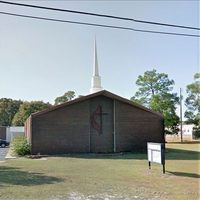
[11,135,31,156]
[193,126,200,139]
[165,129,173,135]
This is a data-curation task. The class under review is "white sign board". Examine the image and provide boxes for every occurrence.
[147,143,164,164]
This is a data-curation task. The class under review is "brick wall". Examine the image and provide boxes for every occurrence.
[29,95,164,154]
[0,126,6,140]
[115,100,164,152]
[31,100,90,154]
[25,116,32,143]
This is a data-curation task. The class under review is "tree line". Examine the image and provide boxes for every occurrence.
[0,91,75,126]
[0,70,199,137]
[131,70,199,137]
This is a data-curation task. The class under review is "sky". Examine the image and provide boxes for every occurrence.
[0,0,199,117]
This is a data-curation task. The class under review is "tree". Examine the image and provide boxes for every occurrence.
[131,69,175,106]
[150,93,180,134]
[185,73,200,138]
[185,73,200,126]
[54,91,75,105]
[131,69,179,134]
[0,98,22,126]
[12,101,51,126]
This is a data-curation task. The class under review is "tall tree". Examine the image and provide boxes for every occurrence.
[12,101,51,126]
[54,91,75,105]
[131,69,175,106]
[150,93,179,134]
[0,98,22,126]
[131,69,179,134]
[185,73,200,126]
[185,73,200,138]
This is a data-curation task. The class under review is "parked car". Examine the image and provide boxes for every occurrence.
[0,139,10,148]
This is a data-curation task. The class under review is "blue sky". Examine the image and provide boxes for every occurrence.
[0,1,199,116]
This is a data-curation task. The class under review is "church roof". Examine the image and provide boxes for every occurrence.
[31,90,163,119]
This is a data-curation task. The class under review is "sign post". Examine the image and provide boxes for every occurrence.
[147,142,165,174]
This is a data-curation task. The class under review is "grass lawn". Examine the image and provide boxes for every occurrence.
[0,142,199,200]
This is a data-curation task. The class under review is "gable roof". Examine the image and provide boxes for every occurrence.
[31,90,163,119]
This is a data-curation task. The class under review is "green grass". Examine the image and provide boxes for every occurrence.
[0,142,199,200]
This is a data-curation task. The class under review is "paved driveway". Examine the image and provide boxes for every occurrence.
[0,147,9,160]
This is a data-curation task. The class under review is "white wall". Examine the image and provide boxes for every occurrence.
[6,126,24,142]
[179,124,194,136]
[166,124,195,141]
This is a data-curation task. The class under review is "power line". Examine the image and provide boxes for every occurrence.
[0,0,199,31]
[0,11,199,38]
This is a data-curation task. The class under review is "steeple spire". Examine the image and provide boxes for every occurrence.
[93,39,99,76]
[90,38,103,93]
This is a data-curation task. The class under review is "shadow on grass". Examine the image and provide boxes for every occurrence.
[167,141,200,144]
[53,147,199,160]
[167,171,200,179]
[166,148,200,160]
[56,152,147,160]
[0,166,63,186]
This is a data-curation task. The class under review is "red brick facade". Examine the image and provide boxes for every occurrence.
[25,91,164,154]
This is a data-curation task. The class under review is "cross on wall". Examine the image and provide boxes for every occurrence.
[91,105,108,135]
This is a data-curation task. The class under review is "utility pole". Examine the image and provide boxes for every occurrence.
[180,88,183,142]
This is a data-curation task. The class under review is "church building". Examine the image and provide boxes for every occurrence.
[25,40,164,155]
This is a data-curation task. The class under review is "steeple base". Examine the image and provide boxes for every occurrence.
[90,87,103,94]
[90,75,103,94]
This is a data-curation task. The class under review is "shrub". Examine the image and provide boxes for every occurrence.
[165,129,173,135]
[11,135,31,156]
[193,126,200,139]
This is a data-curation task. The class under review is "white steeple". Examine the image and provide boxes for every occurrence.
[90,39,103,94]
